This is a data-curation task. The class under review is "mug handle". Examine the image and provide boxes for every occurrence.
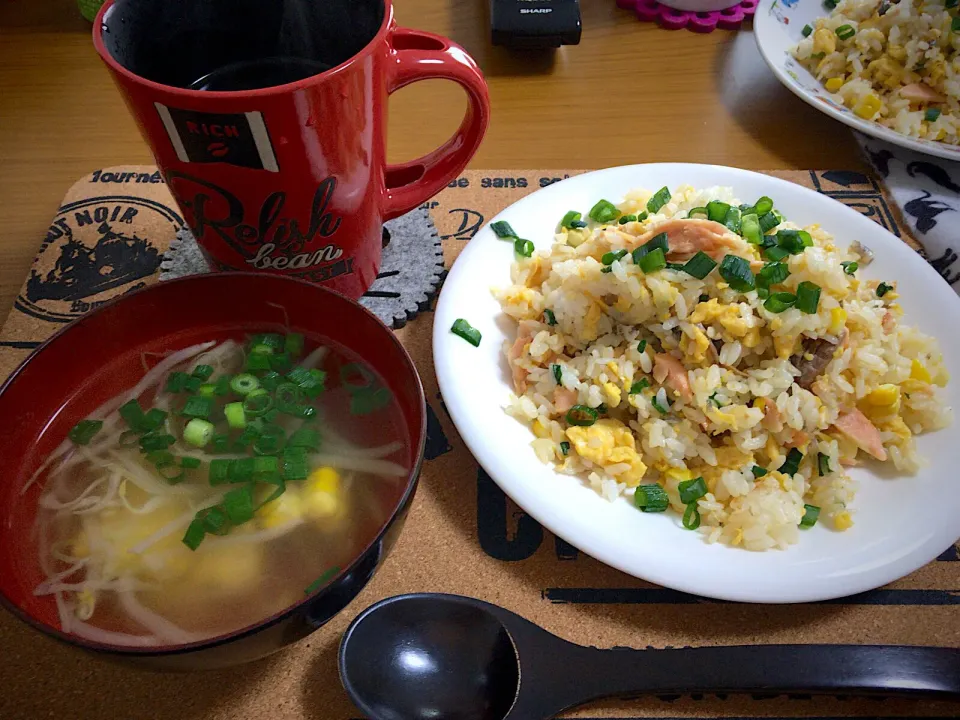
[383,27,491,221]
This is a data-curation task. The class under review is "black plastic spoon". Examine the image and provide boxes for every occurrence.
[339,593,960,720]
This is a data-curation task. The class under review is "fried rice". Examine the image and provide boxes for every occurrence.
[494,184,952,551]
[792,0,960,144]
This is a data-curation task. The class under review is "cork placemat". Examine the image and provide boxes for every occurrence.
[0,168,957,720]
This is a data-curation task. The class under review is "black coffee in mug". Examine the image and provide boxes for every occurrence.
[103,0,382,90]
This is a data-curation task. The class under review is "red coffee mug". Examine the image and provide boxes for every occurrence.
[93,0,490,299]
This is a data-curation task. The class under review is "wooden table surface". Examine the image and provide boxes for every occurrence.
[0,0,866,323]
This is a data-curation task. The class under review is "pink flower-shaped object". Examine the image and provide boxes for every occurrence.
[617,0,758,32]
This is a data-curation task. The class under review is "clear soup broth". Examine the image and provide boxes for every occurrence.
[29,333,409,647]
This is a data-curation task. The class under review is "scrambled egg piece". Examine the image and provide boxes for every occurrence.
[829,308,847,336]
[910,359,932,384]
[602,382,622,408]
[861,384,901,420]
[257,484,304,529]
[581,302,602,342]
[689,299,750,338]
[680,326,711,364]
[566,419,647,486]
[190,543,264,593]
[834,511,854,531]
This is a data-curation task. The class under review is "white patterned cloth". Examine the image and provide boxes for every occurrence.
[857,132,960,290]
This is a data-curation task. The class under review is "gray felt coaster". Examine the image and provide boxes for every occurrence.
[159,207,445,329]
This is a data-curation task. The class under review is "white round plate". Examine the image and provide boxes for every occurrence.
[754,0,960,162]
[433,164,960,603]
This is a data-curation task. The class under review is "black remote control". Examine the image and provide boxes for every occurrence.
[491,0,582,50]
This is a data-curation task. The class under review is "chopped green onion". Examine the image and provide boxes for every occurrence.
[275,383,306,415]
[796,281,822,314]
[228,457,255,483]
[180,456,201,470]
[570,220,588,229]
[146,450,174,467]
[601,267,613,275]
[678,476,708,504]
[752,465,768,478]
[637,339,647,353]
[952,16,960,32]
[285,333,304,358]
[824,0,837,9]
[288,426,321,451]
[756,261,790,290]
[119,430,140,448]
[629,378,650,394]
[709,392,723,408]
[948,0,958,8]
[184,418,215,448]
[250,333,284,352]
[566,405,598,427]
[514,238,534,257]
[817,452,831,477]
[246,353,271,372]
[350,387,391,416]
[634,483,669,512]
[181,395,214,419]
[192,364,214,380]
[682,502,701,530]
[287,366,326,398]
[338,362,375,392]
[631,232,668,263]
[618,214,638,224]
[165,372,189,393]
[723,206,742,234]
[241,390,273,417]
[223,485,255,525]
[212,434,231,453]
[740,213,762,245]
[184,375,202,393]
[230,373,260,396]
[646,187,671,214]
[651,395,669,414]
[269,352,293,373]
[699,294,709,303]
[706,200,730,224]
[754,196,774,215]
[544,309,557,326]
[779,448,804,476]
[560,211,582,229]
[925,108,942,122]
[304,565,342,595]
[119,399,145,430]
[552,364,563,384]
[182,519,206,551]
[139,433,175,452]
[665,262,685,271]
[688,207,709,219]
[602,250,628,265]
[800,503,821,528]
[198,383,216,398]
[764,292,797,313]
[451,318,482,347]
[758,210,783,234]
[214,376,232,396]
[636,212,648,222]
[841,261,858,275]
[224,402,246,430]
[68,420,103,445]
[202,507,229,535]
[835,24,855,40]
[876,282,894,298]
[776,229,813,254]
[801,24,813,37]
[251,342,274,355]
[559,441,570,456]
[490,220,517,239]
[209,459,231,485]
[718,255,755,292]
[589,199,620,224]
[282,448,311,480]
[763,245,790,262]
[638,247,666,274]
[757,288,770,300]
[681,251,717,280]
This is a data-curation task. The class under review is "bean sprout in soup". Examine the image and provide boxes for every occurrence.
[29,333,410,647]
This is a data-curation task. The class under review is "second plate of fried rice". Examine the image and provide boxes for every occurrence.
[755,0,960,160]
[433,164,960,602]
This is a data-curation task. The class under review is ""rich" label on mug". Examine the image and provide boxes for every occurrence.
[155,104,279,172]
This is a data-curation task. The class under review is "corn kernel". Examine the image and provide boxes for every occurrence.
[825,77,844,92]
[866,384,900,408]
[910,359,932,383]
[854,94,881,120]
[665,467,693,483]
[257,488,304,529]
[303,467,342,519]
[829,307,847,335]
[813,28,837,55]
[834,511,854,531]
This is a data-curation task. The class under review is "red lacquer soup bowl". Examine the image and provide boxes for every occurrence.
[0,273,425,670]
